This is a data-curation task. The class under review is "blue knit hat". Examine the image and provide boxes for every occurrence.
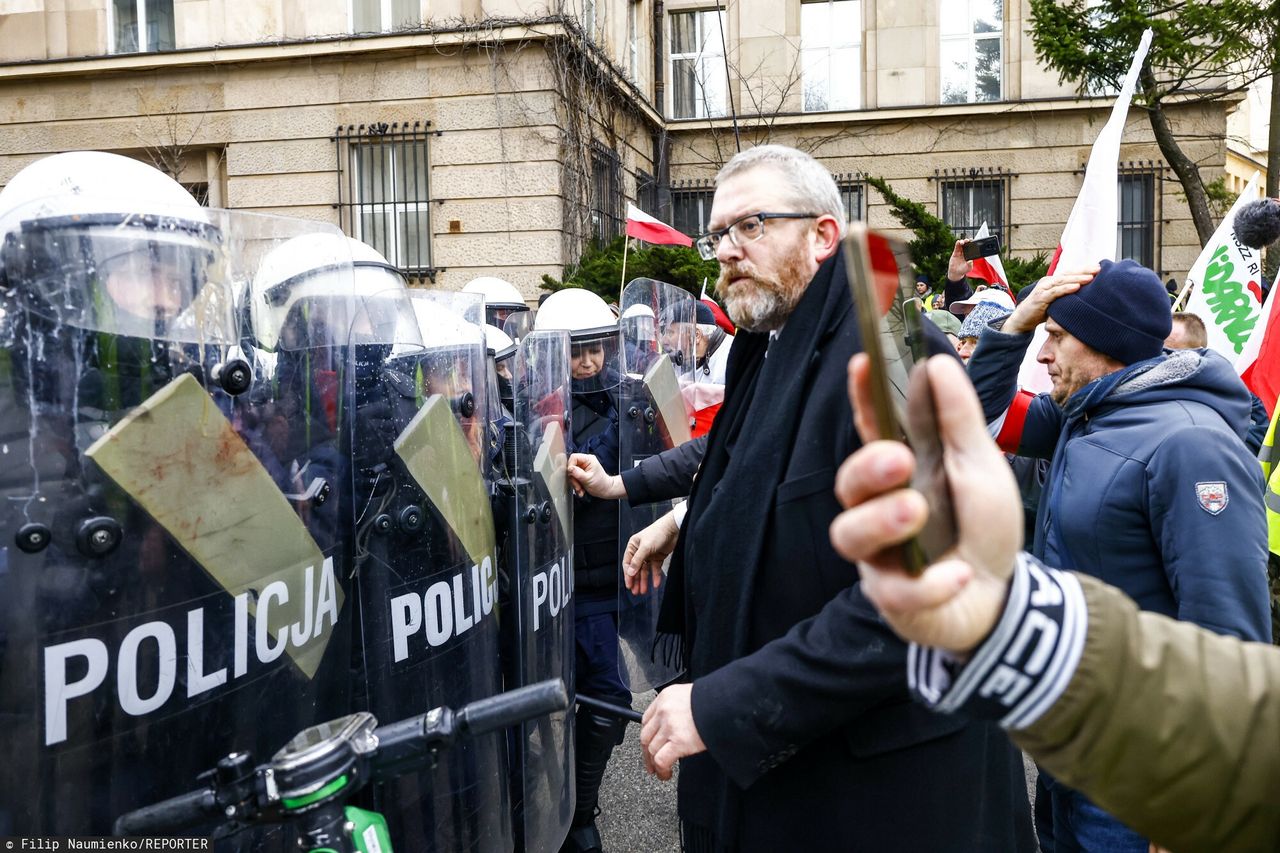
[1045,259,1172,365]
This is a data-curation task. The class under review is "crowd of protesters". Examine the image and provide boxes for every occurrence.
[6,138,1280,853]
[616,144,1280,853]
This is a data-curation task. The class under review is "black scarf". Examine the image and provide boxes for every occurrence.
[655,254,851,848]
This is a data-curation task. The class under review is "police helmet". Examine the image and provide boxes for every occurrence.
[0,152,228,342]
[533,289,617,342]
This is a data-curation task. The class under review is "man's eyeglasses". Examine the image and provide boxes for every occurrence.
[695,212,823,260]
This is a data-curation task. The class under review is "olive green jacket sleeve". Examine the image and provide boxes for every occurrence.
[1011,573,1280,853]
[908,555,1280,853]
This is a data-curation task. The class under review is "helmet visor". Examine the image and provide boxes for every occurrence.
[2,210,234,344]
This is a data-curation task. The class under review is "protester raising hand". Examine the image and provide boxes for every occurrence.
[1000,265,1100,335]
[946,239,975,284]
[831,354,1021,652]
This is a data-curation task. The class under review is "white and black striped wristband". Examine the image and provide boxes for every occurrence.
[906,552,1088,731]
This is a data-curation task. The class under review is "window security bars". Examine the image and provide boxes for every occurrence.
[334,121,436,283]
[935,166,1013,249]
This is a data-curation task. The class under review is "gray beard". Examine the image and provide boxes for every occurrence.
[724,286,795,332]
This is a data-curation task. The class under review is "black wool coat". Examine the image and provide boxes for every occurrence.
[663,250,1036,852]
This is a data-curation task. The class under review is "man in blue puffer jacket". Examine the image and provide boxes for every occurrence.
[967,258,1271,853]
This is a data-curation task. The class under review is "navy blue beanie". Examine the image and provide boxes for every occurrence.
[1046,259,1172,365]
[694,300,716,326]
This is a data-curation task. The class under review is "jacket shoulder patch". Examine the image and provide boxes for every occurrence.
[1195,481,1229,515]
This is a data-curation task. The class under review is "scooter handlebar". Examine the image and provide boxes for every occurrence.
[457,679,569,737]
[112,786,219,837]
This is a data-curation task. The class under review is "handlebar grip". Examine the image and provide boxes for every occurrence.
[113,787,218,837]
[457,679,568,737]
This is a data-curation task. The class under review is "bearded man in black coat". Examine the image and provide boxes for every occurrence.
[630,145,1035,852]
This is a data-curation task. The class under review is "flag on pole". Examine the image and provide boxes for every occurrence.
[699,277,736,333]
[701,298,736,334]
[1240,283,1280,416]
[1182,171,1265,366]
[969,221,1009,287]
[1018,28,1154,394]
[625,203,693,247]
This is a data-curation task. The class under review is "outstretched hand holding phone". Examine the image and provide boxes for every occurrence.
[830,354,1022,654]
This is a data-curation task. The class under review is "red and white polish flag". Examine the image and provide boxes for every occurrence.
[625,203,693,247]
[970,221,1008,287]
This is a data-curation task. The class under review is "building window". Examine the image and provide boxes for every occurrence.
[940,0,1002,103]
[351,0,420,33]
[669,10,727,119]
[591,143,623,244]
[109,0,174,54]
[335,122,434,281]
[635,170,658,215]
[801,0,861,112]
[836,174,866,222]
[938,169,1009,247]
[628,1,641,82]
[671,180,716,236]
[1118,163,1160,270]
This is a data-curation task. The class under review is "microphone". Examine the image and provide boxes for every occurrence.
[1233,198,1280,249]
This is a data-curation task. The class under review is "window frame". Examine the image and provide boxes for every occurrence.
[635,169,658,216]
[939,0,1004,104]
[800,0,862,113]
[107,0,175,55]
[335,122,436,282]
[670,180,717,237]
[590,142,624,245]
[937,171,1011,249]
[628,0,641,82]
[836,173,867,222]
[1117,162,1162,272]
[349,0,420,34]
[668,9,728,120]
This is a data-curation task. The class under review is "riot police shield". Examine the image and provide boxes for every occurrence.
[504,329,574,851]
[616,279,695,691]
[0,202,359,838]
[348,288,511,853]
[502,310,535,345]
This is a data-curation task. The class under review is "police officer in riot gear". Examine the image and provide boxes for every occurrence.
[464,276,531,330]
[0,152,355,840]
[486,322,518,417]
[534,289,629,853]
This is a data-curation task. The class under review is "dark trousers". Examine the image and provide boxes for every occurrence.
[574,610,630,706]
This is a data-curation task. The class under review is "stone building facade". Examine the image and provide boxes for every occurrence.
[0,0,1261,295]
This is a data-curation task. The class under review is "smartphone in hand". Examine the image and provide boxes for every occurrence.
[843,224,958,575]
[962,234,1001,261]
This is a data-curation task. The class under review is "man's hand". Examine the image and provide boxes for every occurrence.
[1001,266,1099,334]
[640,684,706,780]
[567,453,626,499]
[947,239,974,282]
[622,511,679,595]
[830,354,1022,654]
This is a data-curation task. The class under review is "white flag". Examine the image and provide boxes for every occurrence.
[1017,28,1153,394]
[1182,171,1265,366]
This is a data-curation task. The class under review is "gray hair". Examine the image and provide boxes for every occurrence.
[716,144,847,236]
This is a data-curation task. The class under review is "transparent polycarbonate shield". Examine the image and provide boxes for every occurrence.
[507,329,575,851]
[617,278,696,691]
[0,208,359,839]
[502,309,536,345]
[351,288,511,853]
